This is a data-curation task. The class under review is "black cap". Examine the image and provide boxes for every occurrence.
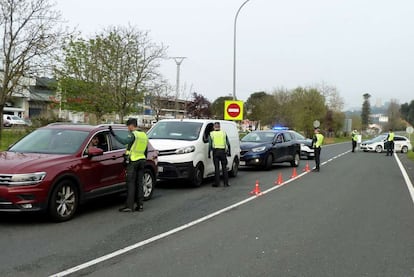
[126,118,137,127]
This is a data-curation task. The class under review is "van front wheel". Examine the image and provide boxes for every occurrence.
[191,163,204,187]
[229,157,239,177]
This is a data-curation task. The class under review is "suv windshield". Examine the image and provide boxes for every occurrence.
[9,129,89,154]
[241,132,275,142]
[147,122,203,141]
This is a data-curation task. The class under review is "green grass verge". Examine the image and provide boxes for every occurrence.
[0,128,28,150]
[407,151,414,161]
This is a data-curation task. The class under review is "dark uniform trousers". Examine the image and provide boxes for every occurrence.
[125,159,145,209]
[352,140,357,152]
[386,141,394,156]
[314,147,321,170]
[213,149,229,186]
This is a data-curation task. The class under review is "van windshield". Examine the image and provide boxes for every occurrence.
[147,122,203,141]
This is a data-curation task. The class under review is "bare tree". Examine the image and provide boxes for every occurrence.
[386,99,402,130]
[147,79,172,121]
[0,0,65,136]
[316,82,344,111]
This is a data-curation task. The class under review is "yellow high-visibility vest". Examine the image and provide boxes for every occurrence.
[388,132,394,141]
[210,130,226,149]
[127,130,148,161]
[314,133,324,148]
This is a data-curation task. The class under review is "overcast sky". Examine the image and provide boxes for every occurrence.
[55,0,414,110]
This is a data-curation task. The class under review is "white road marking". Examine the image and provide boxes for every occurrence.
[49,149,350,277]
[394,154,414,205]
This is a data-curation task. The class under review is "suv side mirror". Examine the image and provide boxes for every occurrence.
[87,147,104,158]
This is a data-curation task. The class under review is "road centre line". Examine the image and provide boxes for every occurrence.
[394,154,414,205]
[49,149,350,277]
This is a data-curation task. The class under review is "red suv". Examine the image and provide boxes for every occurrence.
[0,123,158,221]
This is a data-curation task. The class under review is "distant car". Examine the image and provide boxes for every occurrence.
[240,130,301,170]
[360,134,412,153]
[0,123,158,221]
[3,114,27,127]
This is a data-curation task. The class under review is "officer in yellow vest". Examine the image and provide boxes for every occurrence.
[312,127,324,172]
[351,129,358,152]
[208,122,231,187]
[110,118,148,212]
[386,129,395,156]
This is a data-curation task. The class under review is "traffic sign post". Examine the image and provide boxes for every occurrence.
[224,100,243,121]
[406,126,413,141]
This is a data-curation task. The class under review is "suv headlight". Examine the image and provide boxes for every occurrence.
[9,172,46,186]
[252,146,266,152]
[175,146,195,154]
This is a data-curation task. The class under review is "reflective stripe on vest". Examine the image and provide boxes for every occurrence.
[129,130,148,161]
[315,133,324,148]
[388,132,394,141]
[211,130,226,149]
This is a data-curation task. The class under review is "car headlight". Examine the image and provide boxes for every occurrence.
[252,146,266,152]
[175,146,195,154]
[9,172,46,186]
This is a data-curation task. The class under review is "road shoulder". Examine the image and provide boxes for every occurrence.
[397,152,414,184]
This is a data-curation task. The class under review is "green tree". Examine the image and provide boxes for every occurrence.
[400,100,414,126]
[210,96,233,119]
[0,0,65,138]
[56,26,166,123]
[245,91,278,126]
[361,93,371,130]
[289,87,326,137]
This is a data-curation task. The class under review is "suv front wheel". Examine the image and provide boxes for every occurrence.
[143,168,155,200]
[49,180,79,222]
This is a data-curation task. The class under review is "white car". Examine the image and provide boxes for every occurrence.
[3,114,27,127]
[360,134,412,153]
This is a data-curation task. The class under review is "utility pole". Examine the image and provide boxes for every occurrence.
[171,57,186,118]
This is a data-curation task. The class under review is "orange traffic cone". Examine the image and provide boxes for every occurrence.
[275,173,283,185]
[291,168,298,178]
[250,180,262,196]
[303,162,310,172]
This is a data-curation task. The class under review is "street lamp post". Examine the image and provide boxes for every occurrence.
[171,57,186,118]
[232,0,251,100]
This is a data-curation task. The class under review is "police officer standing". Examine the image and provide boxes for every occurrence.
[208,122,231,187]
[110,118,148,212]
[386,129,395,156]
[312,127,324,172]
[351,129,358,152]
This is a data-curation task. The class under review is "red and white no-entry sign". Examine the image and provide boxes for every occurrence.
[224,100,243,120]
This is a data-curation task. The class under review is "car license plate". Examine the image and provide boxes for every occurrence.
[239,161,246,166]
[158,166,163,173]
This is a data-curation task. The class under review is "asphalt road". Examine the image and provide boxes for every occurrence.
[1,143,413,277]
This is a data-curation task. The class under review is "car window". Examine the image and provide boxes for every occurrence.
[84,131,110,155]
[203,123,214,143]
[292,131,305,140]
[9,129,88,154]
[275,134,284,143]
[111,130,129,150]
[283,132,292,142]
[394,136,405,141]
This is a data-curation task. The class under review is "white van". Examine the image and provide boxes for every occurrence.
[147,119,241,186]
